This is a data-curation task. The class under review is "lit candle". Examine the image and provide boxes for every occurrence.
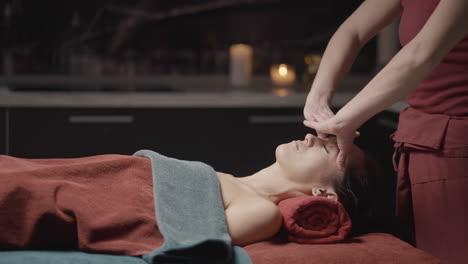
[229,44,253,87]
[270,64,296,86]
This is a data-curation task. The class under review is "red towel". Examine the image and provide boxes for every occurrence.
[0,154,163,256]
[278,196,352,244]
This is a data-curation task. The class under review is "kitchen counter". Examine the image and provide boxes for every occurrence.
[0,90,408,112]
[0,74,408,112]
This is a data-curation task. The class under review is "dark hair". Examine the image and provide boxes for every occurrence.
[333,150,382,237]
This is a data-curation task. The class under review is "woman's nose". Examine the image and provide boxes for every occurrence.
[305,134,316,146]
[312,188,327,197]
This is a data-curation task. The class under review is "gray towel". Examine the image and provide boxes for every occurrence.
[133,150,252,264]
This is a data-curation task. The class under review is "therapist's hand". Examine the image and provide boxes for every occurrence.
[303,116,359,171]
[303,93,335,140]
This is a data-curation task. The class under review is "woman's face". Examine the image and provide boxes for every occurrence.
[275,133,344,187]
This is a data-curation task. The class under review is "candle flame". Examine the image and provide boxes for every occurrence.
[278,64,288,76]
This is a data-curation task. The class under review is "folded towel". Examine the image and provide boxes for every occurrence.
[278,196,352,244]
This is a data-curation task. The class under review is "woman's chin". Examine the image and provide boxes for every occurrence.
[275,143,288,160]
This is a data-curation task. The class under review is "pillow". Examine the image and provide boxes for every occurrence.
[278,196,352,243]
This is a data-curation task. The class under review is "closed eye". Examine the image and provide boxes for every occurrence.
[323,145,329,153]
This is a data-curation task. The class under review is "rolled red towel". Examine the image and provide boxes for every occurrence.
[278,196,352,244]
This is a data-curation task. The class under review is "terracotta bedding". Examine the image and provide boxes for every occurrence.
[0,234,440,264]
[245,233,440,263]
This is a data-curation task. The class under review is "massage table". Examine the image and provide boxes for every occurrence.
[0,233,439,263]
[0,152,440,263]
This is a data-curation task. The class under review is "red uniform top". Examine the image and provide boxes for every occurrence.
[399,0,468,116]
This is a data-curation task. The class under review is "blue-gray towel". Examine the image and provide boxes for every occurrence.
[133,150,252,264]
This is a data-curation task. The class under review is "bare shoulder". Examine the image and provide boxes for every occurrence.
[216,172,239,208]
[216,172,282,245]
[225,196,282,246]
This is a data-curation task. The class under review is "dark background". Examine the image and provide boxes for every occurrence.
[0,0,374,76]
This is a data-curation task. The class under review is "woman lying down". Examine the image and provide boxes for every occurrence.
[0,133,378,261]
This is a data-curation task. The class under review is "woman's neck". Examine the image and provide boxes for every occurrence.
[237,163,310,204]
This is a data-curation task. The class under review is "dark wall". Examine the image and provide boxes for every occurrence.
[1,0,373,75]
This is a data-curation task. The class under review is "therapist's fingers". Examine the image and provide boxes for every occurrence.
[303,120,327,139]
[317,132,329,140]
[335,131,356,171]
[315,111,335,139]
[304,119,360,139]
[304,119,339,140]
[318,108,335,121]
[303,119,333,134]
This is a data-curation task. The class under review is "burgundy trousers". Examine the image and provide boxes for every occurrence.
[392,107,468,264]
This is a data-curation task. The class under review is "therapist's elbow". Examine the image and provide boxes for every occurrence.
[400,41,441,72]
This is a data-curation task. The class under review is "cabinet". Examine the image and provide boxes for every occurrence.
[8,107,310,176]
[9,108,140,159]
[8,107,398,177]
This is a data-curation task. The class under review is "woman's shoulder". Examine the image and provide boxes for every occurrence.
[216,172,282,245]
[216,172,261,208]
[225,195,282,245]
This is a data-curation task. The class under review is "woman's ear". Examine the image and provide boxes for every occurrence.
[312,187,338,200]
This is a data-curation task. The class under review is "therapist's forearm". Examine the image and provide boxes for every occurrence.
[334,0,468,131]
[334,44,440,130]
[310,27,363,102]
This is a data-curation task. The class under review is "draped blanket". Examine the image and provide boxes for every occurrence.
[0,152,251,264]
[133,150,251,264]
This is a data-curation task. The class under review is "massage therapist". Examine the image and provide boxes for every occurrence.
[302,0,468,263]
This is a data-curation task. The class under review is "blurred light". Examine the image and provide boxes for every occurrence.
[278,64,288,76]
